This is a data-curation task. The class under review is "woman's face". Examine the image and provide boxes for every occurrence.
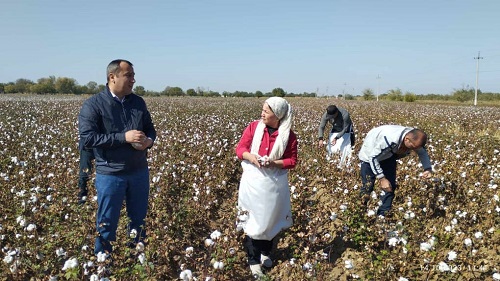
[261,103,279,128]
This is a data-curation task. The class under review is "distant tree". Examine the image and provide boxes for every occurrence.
[73,85,87,95]
[0,83,4,93]
[272,87,286,97]
[344,94,355,100]
[403,91,417,102]
[30,76,56,94]
[255,90,263,98]
[12,78,35,93]
[163,86,184,96]
[4,83,16,93]
[452,87,475,102]
[186,88,197,96]
[134,85,146,96]
[97,84,106,93]
[86,81,99,95]
[362,88,375,100]
[387,88,403,101]
[55,77,77,94]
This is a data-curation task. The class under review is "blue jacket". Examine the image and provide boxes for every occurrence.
[78,87,156,175]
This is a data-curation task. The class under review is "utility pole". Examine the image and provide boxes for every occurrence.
[474,51,483,106]
[376,75,381,101]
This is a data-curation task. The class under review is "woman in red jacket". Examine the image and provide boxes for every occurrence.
[235,97,298,279]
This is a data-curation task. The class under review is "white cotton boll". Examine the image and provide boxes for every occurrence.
[179,269,193,281]
[445,226,452,232]
[398,278,409,281]
[420,242,432,251]
[204,238,214,247]
[48,276,57,281]
[205,277,213,281]
[210,230,222,240]
[96,252,107,262]
[302,262,312,271]
[138,253,146,264]
[129,229,138,239]
[238,214,249,222]
[136,242,145,252]
[213,261,224,270]
[26,224,36,232]
[339,204,347,211]
[367,210,376,217]
[81,245,89,251]
[185,247,194,257]
[3,255,13,264]
[464,238,472,247]
[56,248,66,257]
[388,237,398,247]
[488,227,495,233]
[330,212,338,220]
[344,260,354,269]
[474,232,483,239]
[62,258,78,270]
[451,218,458,225]
[16,216,26,227]
[493,273,500,280]
[447,251,457,261]
[438,261,450,272]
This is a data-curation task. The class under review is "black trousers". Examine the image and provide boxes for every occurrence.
[244,235,275,265]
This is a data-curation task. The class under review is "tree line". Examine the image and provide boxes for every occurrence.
[1,76,499,102]
[0,77,316,98]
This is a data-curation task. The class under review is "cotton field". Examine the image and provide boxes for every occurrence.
[0,95,499,280]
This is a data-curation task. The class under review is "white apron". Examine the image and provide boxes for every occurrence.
[327,132,353,168]
[237,160,293,240]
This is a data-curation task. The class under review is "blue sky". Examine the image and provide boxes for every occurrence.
[1,0,499,95]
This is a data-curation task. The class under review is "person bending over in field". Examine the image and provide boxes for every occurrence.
[235,97,298,279]
[358,125,433,216]
[317,104,354,168]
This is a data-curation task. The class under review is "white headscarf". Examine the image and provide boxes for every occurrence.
[250,97,293,160]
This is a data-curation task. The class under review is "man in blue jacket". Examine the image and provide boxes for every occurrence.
[79,59,156,255]
[358,125,432,216]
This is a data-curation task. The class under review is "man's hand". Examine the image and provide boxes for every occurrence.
[131,138,153,151]
[330,138,337,146]
[78,188,88,205]
[125,130,146,143]
[421,170,433,179]
[379,177,392,192]
[318,139,324,147]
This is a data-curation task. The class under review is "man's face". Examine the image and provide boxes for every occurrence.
[403,135,424,150]
[109,62,135,96]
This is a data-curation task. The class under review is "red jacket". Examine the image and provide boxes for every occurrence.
[236,120,298,169]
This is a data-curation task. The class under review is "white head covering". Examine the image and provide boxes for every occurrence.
[250,97,293,160]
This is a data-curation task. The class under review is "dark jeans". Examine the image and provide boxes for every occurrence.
[244,235,275,265]
[94,168,150,254]
[78,148,95,190]
[360,156,397,216]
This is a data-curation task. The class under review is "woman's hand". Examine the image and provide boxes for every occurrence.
[243,152,261,167]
